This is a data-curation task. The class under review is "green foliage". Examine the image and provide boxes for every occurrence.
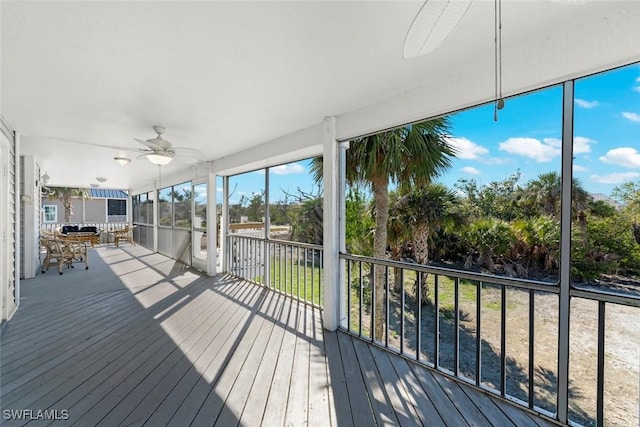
[611,181,640,209]
[345,187,374,256]
[463,219,514,270]
[571,215,640,281]
[510,216,560,272]
[455,171,523,221]
[289,196,323,245]
[588,200,617,218]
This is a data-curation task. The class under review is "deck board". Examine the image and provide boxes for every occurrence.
[0,245,557,427]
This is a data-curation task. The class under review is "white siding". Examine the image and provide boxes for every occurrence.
[1,117,18,323]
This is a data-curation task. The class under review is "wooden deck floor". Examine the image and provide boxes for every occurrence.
[1,245,557,426]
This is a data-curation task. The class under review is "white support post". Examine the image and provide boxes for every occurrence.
[13,132,21,311]
[21,155,38,279]
[206,169,217,276]
[153,184,159,253]
[322,116,340,331]
[221,176,229,272]
[557,80,575,424]
[264,167,270,287]
[127,190,133,227]
[338,142,348,328]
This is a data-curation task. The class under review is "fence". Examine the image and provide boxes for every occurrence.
[340,252,640,427]
[227,233,324,307]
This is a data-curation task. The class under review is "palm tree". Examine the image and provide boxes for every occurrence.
[313,119,455,339]
[520,171,591,218]
[395,184,462,303]
[47,187,91,223]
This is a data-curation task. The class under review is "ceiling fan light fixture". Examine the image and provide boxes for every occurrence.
[114,156,131,166]
[403,0,473,58]
[147,153,173,166]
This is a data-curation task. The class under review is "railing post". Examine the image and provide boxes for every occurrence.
[322,116,340,331]
[557,79,575,424]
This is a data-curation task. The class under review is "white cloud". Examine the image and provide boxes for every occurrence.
[634,86,640,93]
[461,166,481,175]
[270,163,305,175]
[575,99,599,109]
[255,163,305,175]
[216,187,223,193]
[543,137,562,148]
[573,165,588,172]
[622,112,640,123]
[499,137,561,162]
[590,172,640,184]
[540,136,594,155]
[600,147,640,168]
[573,136,595,154]
[446,137,489,159]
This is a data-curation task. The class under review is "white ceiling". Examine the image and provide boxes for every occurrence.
[2,1,639,190]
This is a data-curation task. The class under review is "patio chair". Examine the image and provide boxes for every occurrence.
[112,226,135,247]
[40,238,74,274]
[58,234,90,264]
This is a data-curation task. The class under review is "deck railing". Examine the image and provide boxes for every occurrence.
[226,230,640,425]
[340,252,640,427]
[227,234,323,307]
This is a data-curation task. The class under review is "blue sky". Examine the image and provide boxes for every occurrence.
[224,62,640,204]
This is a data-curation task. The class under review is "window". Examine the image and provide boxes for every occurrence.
[193,182,207,230]
[173,181,192,229]
[107,199,126,216]
[43,205,57,223]
[145,191,154,225]
[158,187,172,226]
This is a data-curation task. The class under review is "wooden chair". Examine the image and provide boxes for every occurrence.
[41,238,72,274]
[41,237,89,274]
[58,234,90,265]
[112,227,135,247]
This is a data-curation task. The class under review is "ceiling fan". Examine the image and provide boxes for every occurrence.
[133,125,202,165]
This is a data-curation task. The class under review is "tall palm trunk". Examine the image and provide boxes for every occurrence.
[412,227,430,304]
[372,177,388,340]
[63,195,73,223]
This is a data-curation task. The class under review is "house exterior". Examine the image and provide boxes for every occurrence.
[42,188,128,225]
[0,117,17,326]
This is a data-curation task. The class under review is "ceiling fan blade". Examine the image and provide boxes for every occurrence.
[173,147,205,157]
[23,134,147,153]
[403,0,473,58]
[134,138,164,150]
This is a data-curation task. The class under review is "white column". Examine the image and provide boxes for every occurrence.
[206,168,217,276]
[221,176,229,272]
[557,80,575,424]
[153,185,159,253]
[21,155,37,279]
[13,132,21,311]
[127,190,133,227]
[322,117,340,331]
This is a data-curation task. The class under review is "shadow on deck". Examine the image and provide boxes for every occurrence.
[1,245,557,426]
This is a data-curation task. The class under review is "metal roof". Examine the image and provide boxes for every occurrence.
[89,189,128,199]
